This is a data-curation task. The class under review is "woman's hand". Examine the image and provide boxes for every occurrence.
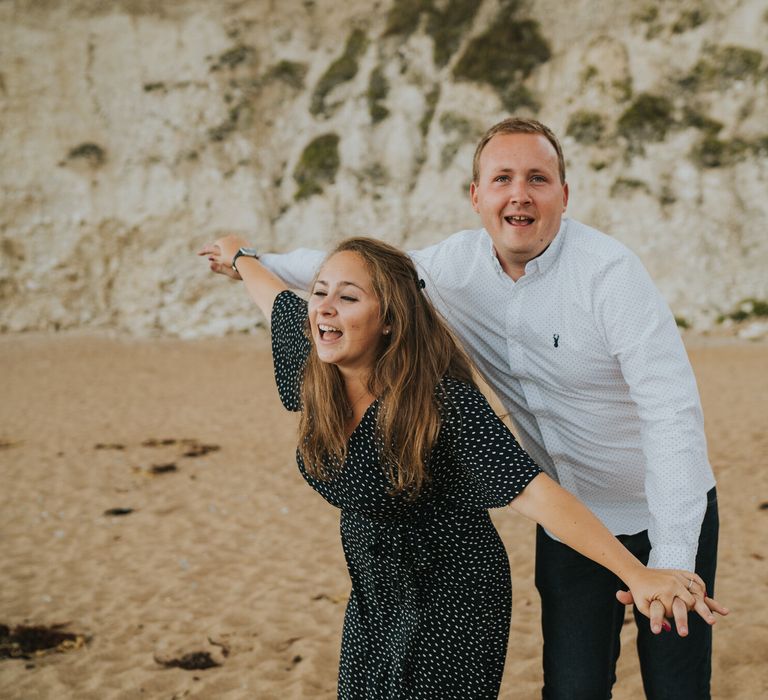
[197,234,252,280]
[618,569,729,636]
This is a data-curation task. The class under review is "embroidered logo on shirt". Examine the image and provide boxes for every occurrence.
[553,334,560,348]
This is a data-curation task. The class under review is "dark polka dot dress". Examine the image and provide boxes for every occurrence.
[271,291,541,699]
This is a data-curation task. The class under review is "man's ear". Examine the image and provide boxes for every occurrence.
[470,181,480,212]
[562,181,569,212]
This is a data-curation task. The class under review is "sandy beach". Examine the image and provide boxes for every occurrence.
[1,331,766,699]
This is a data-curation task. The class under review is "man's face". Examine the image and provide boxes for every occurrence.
[470,132,569,280]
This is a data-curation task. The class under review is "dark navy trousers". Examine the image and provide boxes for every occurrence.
[535,487,719,699]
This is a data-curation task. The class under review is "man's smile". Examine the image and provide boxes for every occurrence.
[504,214,535,226]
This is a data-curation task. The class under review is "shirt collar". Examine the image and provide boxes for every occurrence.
[483,218,569,280]
[524,218,568,276]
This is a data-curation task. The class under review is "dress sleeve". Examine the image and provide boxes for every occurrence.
[271,290,312,412]
[443,378,542,508]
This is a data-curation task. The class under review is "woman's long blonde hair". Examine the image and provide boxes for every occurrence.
[298,237,475,497]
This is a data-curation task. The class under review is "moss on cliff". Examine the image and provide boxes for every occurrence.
[310,29,367,116]
[208,99,252,142]
[426,0,480,67]
[66,143,106,167]
[367,66,390,124]
[610,177,650,198]
[439,111,478,167]
[211,45,255,71]
[453,9,549,112]
[681,45,764,90]
[672,8,707,34]
[384,0,479,67]
[384,0,431,38]
[419,85,441,137]
[681,106,723,135]
[691,136,750,168]
[717,298,768,323]
[264,60,308,89]
[566,111,605,145]
[617,93,673,147]
[293,133,340,201]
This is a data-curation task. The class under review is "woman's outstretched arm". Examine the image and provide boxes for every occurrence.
[198,234,288,320]
[510,473,728,635]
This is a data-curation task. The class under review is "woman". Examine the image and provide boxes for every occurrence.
[199,235,721,699]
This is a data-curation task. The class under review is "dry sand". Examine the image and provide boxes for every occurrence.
[1,331,766,699]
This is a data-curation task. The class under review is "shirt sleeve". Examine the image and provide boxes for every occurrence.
[270,290,312,412]
[443,379,542,508]
[260,248,327,291]
[595,252,714,570]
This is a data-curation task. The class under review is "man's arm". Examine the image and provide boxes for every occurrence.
[259,248,327,290]
[259,229,478,297]
[597,252,715,571]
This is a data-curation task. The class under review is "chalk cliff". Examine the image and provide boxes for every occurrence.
[1,0,766,336]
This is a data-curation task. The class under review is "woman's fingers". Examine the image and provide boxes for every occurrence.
[197,243,221,257]
[700,595,729,619]
[209,260,241,279]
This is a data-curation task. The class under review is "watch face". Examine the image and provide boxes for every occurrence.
[239,247,259,256]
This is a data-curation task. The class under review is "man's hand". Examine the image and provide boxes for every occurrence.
[617,574,729,636]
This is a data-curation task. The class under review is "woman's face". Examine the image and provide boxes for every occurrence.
[308,251,389,376]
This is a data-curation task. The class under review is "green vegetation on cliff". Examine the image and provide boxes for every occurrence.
[453,9,549,112]
[211,45,255,71]
[66,143,106,167]
[691,136,756,168]
[617,93,673,147]
[419,85,441,137]
[367,66,390,124]
[566,111,605,145]
[427,0,480,67]
[310,29,368,117]
[264,61,308,89]
[717,298,768,323]
[681,45,764,90]
[294,133,341,201]
[385,0,480,67]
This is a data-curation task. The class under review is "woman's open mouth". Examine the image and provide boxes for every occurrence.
[318,324,343,340]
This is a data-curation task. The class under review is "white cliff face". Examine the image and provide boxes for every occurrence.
[1,0,766,336]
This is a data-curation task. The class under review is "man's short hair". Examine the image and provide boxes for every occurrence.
[472,117,566,184]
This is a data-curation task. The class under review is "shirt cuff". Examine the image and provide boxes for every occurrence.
[647,544,696,572]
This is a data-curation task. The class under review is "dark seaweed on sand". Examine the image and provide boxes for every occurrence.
[155,651,221,670]
[182,442,220,458]
[103,507,134,516]
[150,463,178,474]
[0,624,88,659]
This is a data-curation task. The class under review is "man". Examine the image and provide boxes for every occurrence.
[253,118,724,698]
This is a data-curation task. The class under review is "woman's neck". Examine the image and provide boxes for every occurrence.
[342,373,376,432]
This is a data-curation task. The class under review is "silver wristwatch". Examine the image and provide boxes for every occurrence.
[231,247,260,272]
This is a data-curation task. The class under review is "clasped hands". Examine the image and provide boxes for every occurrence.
[619,569,728,636]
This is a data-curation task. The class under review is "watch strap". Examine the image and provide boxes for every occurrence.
[231,247,260,272]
